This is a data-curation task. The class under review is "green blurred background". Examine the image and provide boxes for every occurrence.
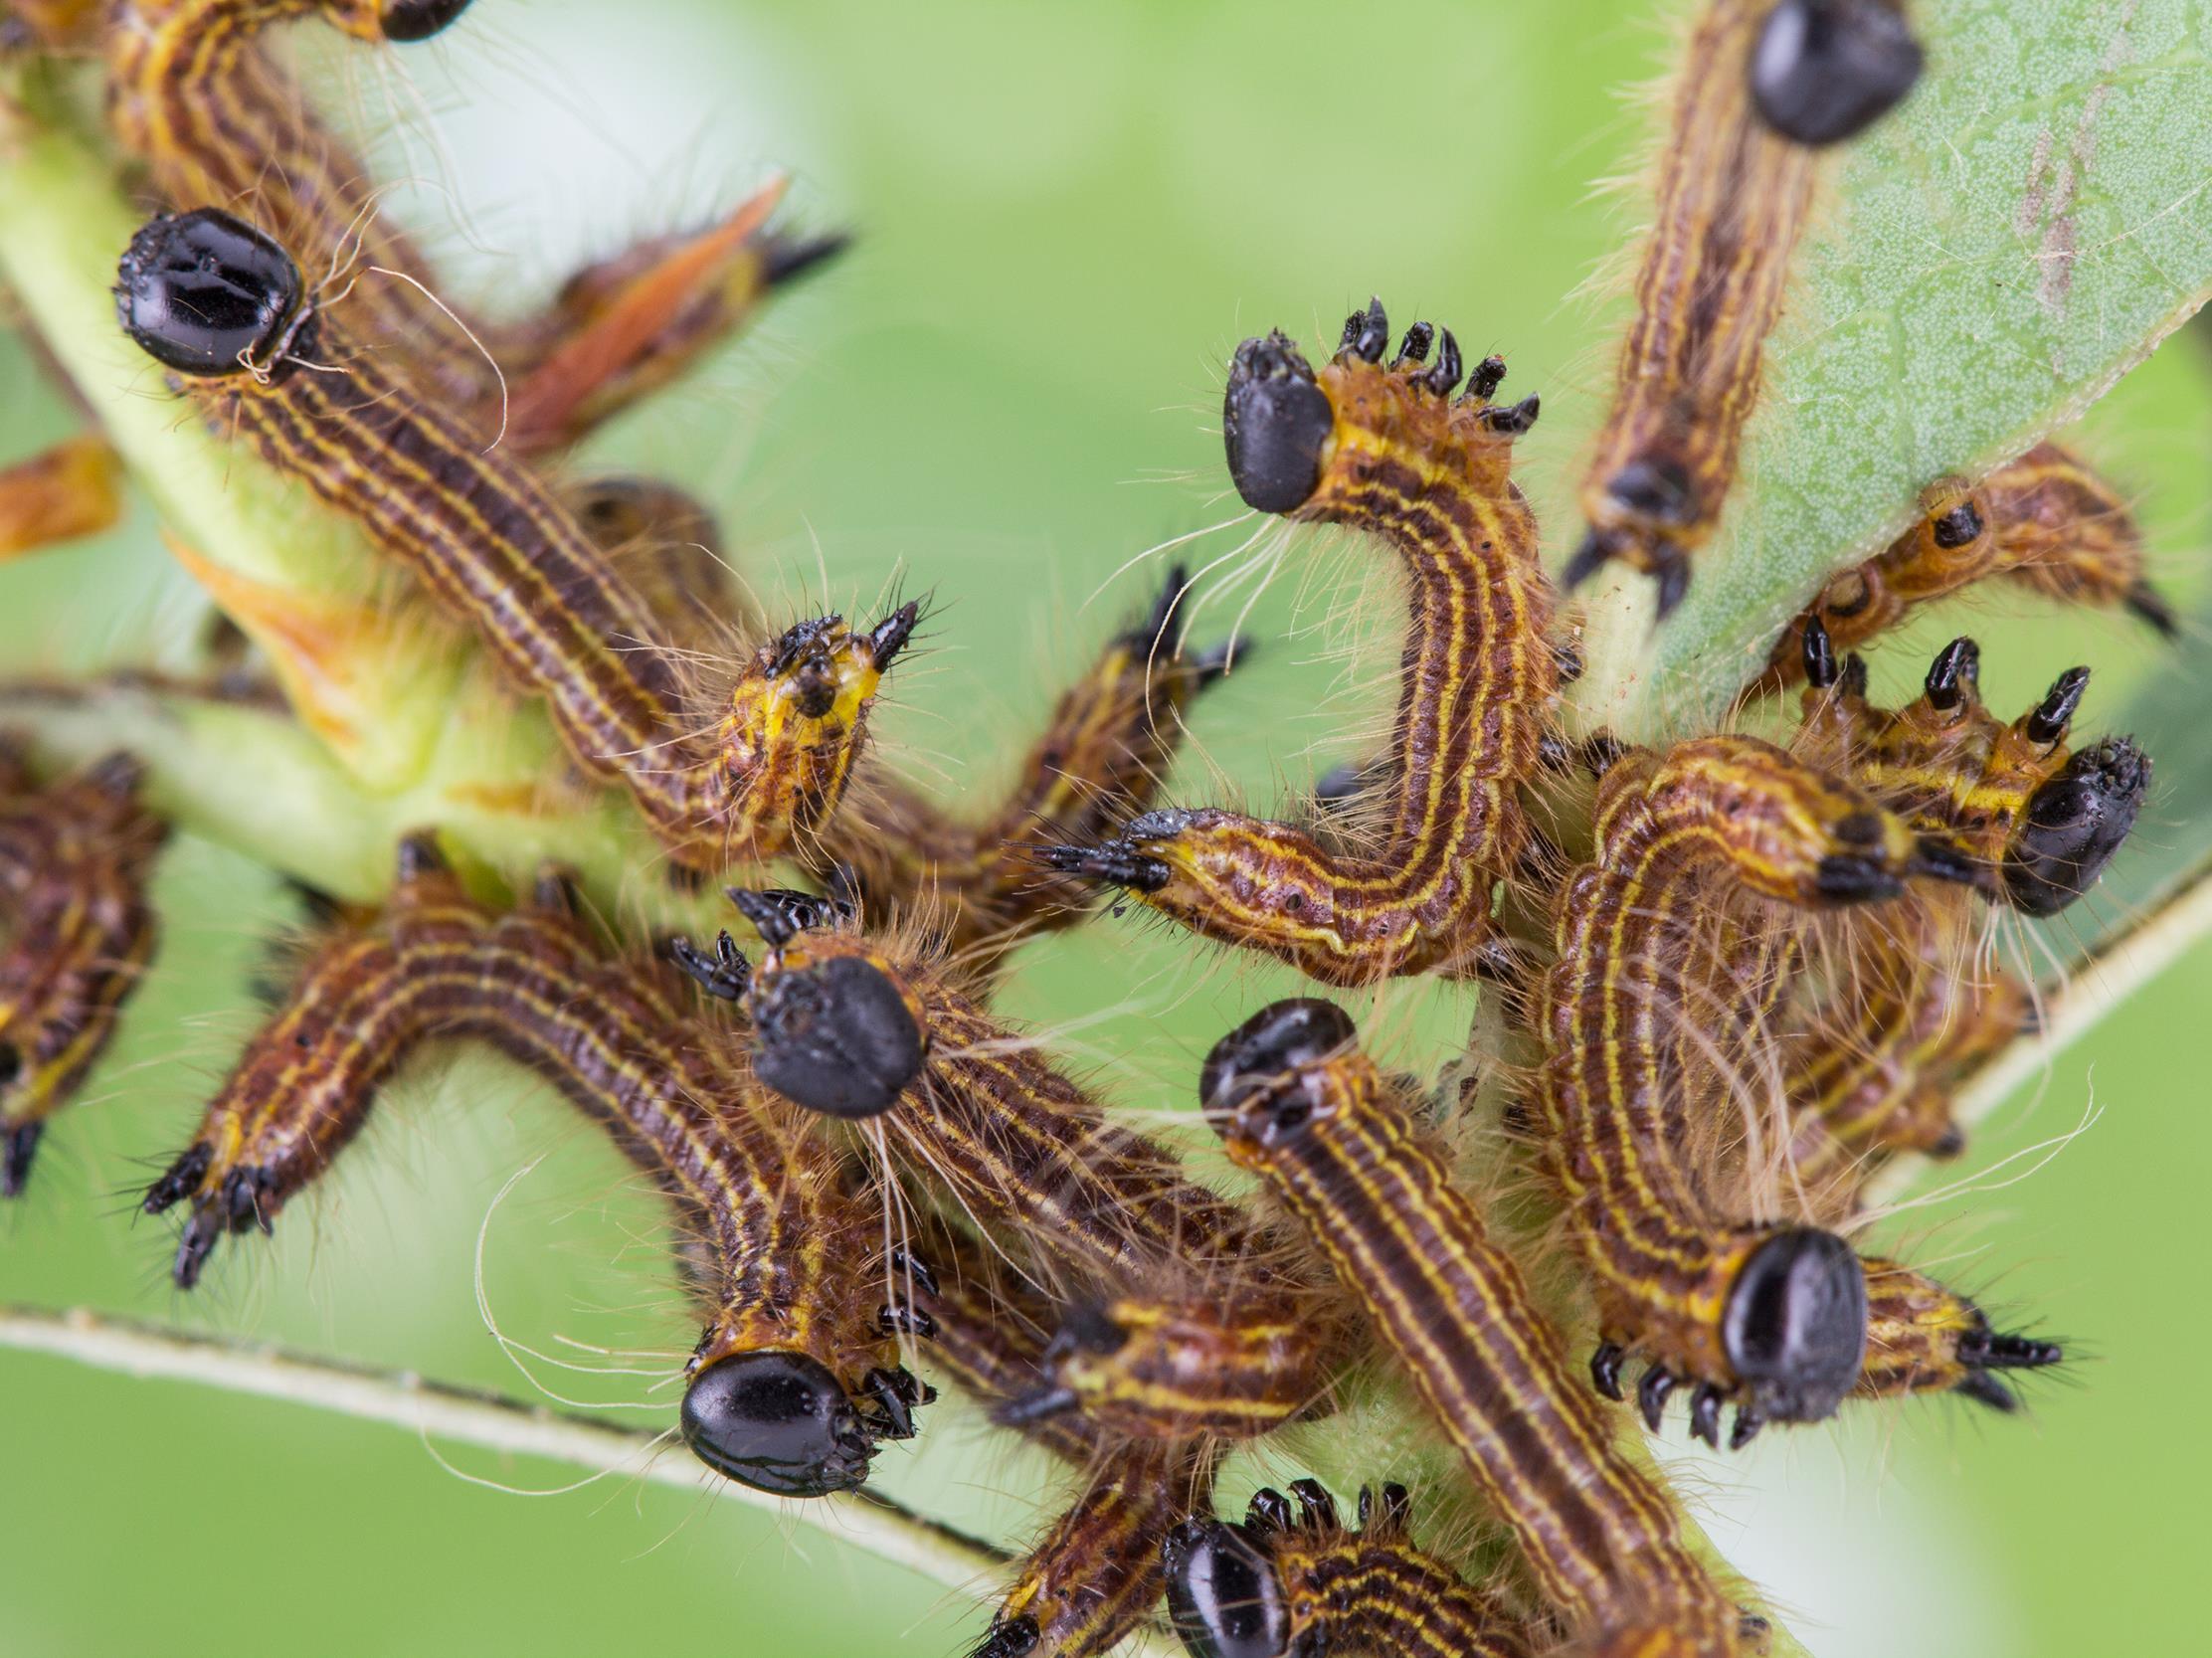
[1,1,2207,1653]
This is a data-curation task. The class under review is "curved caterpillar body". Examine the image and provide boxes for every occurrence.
[1534,733,2048,1440]
[1567,0,1921,614]
[1164,1478,1532,1658]
[1202,999,1748,1651]
[114,207,917,874]
[905,1240,1205,1658]
[701,893,1336,1445]
[0,746,169,1195]
[140,836,920,1496]
[99,0,833,450]
[1762,441,2168,688]
[830,566,1231,957]
[1784,624,2147,1180]
[1040,299,1556,985]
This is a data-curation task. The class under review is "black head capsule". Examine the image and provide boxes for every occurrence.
[1749,0,1925,146]
[114,208,314,378]
[2003,736,2150,917]
[1223,331,1335,515]
[680,1349,874,1496]
[750,954,925,1119]
[379,0,475,42]
[1200,997,1356,1125]
[1723,1227,1869,1423]
[1162,1519,1289,1658]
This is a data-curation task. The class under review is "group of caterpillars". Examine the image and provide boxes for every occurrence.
[0,1,2174,1655]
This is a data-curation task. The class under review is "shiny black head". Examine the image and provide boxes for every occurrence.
[750,954,924,1119]
[1199,998,1356,1124]
[680,1350,873,1496]
[1750,0,1925,146]
[1222,331,1334,515]
[2004,737,2149,918]
[114,208,312,377]
[380,0,475,42]
[1722,1227,1868,1422]
[1162,1519,1289,1658]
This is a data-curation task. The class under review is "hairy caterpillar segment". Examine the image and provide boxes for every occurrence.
[140,837,913,1496]
[1163,1479,1533,1658]
[0,436,126,558]
[1762,442,2167,688]
[1538,736,1986,1439]
[564,474,763,651]
[100,0,830,446]
[1567,1,1822,615]
[830,565,1231,956]
[1854,1256,2062,1410]
[115,208,917,872]
[901,1233,1205,1658]
[1041,301,1556,985]
[0,748,168,1195]
[1784,631,2145,1174]
[725,905,1333,1442]
[1202,999,1742,1646]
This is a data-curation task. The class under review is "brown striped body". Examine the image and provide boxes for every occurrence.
[830,573,1224,956]
[186,332,899,870]
[1059,337,1555,984]
[1536,737,1932,1392]
[102,0,811,447]
[0,749,168,1194]
[742,925,1334,1441]
[1573,0,1816,608]
[1256,1483,1532,1658]
[1208,1032,1743,1647]
[1764,442,2158,687]
[143,841,891,1403]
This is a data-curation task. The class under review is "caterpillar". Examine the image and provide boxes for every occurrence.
[899,1236,1205,1658]
[1566,0,1922,614]
[1163,1478,1533,1658]
[0,744,169,1195]
[114,205,918,874]
[693,891,1339,1446]
[1535,733,2050,1440]
[0,437,125,560]
[1037,298,1557,985]
[139,834,924,1496]
[1783,622,2147,1180]
[1761,441,2170,690]
[1202,998,1749,1651]
[98,0,835,451]
[829,567,1232,956]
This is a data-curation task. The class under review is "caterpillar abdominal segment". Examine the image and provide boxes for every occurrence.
[827,563,1234,957]
[0,745,169,1196]
[1036,298,1557,985]
[712,896,1339,1445]
[99,0,838,448]
[1760,441,2168,690]
[1567,0,1921,616]
[1534,734,2018,1438]
[113,207,916,874]
[1162,1478,1533,1658]
[901,1231,1209,1658]
[139,834,917,1496]
[1201,999,1746,1647]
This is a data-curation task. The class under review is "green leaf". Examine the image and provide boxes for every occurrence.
[1576,0,2212,733]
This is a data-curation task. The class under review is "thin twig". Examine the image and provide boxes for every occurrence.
[0,1303,1172,1656]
